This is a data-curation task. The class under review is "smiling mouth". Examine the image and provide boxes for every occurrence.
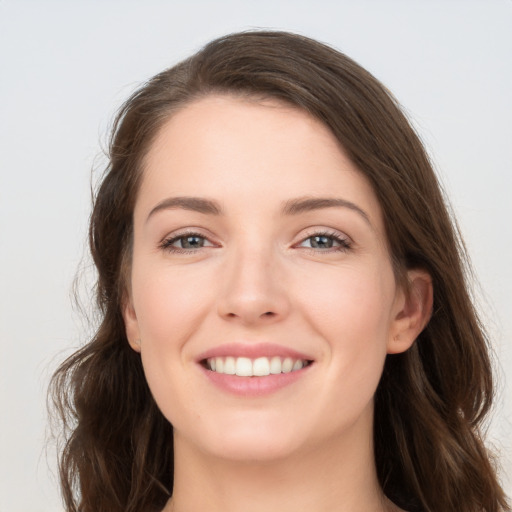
[202,356,313,377]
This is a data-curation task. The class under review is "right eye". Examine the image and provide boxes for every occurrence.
[160,232,216,253]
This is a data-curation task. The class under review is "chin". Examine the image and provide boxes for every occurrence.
[207,435,303,463]
[176,412,311,463]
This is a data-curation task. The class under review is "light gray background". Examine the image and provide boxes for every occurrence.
[1,1,510,510]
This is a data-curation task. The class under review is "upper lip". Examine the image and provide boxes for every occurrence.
[196,343,314,362]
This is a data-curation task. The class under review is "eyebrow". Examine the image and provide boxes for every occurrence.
[146,195,371,227]
[147,196,222,222]
[282,196,371,226]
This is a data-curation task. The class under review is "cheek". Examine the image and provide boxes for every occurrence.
[299,262,395,343]
[130,266,214,420]
[132,264,212,344]
[297,264,395,409]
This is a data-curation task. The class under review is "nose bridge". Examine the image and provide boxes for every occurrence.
[217,236,288,324]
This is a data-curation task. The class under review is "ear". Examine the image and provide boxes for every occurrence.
[387,269,433,354]
[122,295,142,353]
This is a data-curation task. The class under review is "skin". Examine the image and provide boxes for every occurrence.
[123,95,432,512]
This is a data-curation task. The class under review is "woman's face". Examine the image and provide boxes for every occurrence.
[124,95,420,462]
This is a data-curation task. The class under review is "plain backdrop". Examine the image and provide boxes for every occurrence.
[1,1,511,510]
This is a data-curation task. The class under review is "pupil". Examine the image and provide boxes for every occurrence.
[311,235,332,248]
[182,236,203,248]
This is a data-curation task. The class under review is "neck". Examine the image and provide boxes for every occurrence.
[165,419,399,512]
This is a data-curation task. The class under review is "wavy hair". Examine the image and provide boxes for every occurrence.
[49,31,510,512]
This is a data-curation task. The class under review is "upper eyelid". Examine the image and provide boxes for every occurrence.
[162,227,217,241]
[295,227,351,242]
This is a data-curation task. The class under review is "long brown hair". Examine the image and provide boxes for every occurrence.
[49,30,510,512]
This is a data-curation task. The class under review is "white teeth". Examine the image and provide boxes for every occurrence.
[224,356,236,375]
[235,357,252,376]
[292,359,304,371]
[206,356,309,377]
[282,357,293,373]
[269,356,282,374]
[253,357,270,376]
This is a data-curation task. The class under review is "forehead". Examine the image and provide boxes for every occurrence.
[145,94,342,168]
[138,95,383,227]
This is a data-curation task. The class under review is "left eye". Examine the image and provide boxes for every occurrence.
[298,234,350,250]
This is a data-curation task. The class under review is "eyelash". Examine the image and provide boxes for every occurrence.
[159,231,216,254]
[296,230,352,253]
[159,230,352,254]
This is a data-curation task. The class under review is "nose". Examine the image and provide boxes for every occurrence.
[216,246,290,326]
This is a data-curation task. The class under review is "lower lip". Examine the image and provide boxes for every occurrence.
[200,364,312,397]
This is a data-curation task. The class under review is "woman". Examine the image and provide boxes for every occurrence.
[50,31,510,512]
